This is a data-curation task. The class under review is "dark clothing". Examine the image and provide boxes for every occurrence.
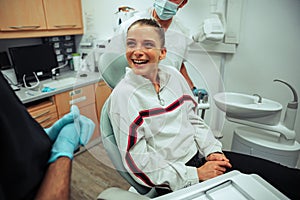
[0,73,51,200]
[186,150,300,200]
[225,151,300,200]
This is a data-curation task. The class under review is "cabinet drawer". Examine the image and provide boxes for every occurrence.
[27,100,58,128]
[40,117,59,128]
[55,84,95,116]
[29,104,57,119]
[35,112,57,123]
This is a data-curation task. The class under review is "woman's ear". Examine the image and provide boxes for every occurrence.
[159,47,167,60]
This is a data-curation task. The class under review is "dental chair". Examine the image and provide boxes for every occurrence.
[97,52,211,199]
[98,52,158,199]
[97,52,291,200]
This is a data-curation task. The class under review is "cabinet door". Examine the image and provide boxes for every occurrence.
[55,85,95,116]
[43,0,83,30]
[0,0,47,31]
[95,81,112,121]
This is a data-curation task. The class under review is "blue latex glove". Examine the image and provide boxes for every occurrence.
[48,115,95,163]
[44,105,80,142]
[192,87,208,99]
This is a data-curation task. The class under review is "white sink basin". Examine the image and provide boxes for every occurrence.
[214,92,283,125]
[43,77,77,89]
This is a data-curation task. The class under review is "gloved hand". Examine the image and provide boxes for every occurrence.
[44,105,80,142]
[48,114,95,163]
[192,87,208,99]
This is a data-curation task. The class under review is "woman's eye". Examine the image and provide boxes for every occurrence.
[144,42,155,49]
[126,41,136,48]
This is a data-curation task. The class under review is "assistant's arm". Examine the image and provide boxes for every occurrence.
[35,157,71,200]
[180,62,194,89]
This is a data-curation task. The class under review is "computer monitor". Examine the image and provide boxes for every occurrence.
[9,44,58,84]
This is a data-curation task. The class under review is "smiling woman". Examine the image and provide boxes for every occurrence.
[107,18,228,194]
[126,19,166,83]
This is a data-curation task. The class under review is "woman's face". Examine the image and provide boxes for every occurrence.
[126,24,166,80]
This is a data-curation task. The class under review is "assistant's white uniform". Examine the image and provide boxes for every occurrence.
[107,65,222,191]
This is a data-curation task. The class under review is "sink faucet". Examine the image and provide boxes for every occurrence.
[253,94,262,103]
[51,61,68,80]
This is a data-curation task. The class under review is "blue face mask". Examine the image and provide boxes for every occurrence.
[154,0,179,20]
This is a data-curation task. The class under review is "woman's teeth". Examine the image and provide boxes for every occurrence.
[133,59,148,64]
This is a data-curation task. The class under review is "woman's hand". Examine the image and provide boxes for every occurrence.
[207,152,230,162]
[197,160,232,181]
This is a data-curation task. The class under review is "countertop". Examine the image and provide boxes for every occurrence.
[16,70,102,104]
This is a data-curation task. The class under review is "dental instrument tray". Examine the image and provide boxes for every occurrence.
[153,170,288,200]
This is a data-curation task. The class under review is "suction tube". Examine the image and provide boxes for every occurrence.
[274,79,298,130]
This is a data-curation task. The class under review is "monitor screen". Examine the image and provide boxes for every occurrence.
[9,44,58,84]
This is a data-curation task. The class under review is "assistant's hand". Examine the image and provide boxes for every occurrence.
[197,160,232,181]
[48,115,95,163]
[192,87,208,98]
[44,105,80,142]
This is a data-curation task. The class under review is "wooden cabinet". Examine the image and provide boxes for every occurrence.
[95,81,112,121]
[0,0,46,31]
[24,81,111,146]
[54,85,100,142]
[27,99,58,128]
[43,0,83,30]
[0,0,83,39]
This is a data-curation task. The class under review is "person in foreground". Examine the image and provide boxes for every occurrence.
[0,72,95,200]
[107,18,300,199]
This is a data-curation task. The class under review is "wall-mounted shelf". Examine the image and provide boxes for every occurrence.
[188,42,236,54]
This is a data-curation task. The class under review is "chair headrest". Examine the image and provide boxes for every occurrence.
[99,53,128,89]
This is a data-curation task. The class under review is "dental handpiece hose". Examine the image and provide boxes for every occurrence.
[274,79,298,130]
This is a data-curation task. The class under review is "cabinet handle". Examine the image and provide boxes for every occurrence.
[54,25,76,28]
[32,110,50,119]
[9,25,40,30]
[38,116,51,124]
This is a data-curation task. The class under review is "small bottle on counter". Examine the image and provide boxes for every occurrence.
[72,53,81,71]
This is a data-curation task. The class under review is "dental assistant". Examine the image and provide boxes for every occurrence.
[114,0,202,96]
[108,18,231,193]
